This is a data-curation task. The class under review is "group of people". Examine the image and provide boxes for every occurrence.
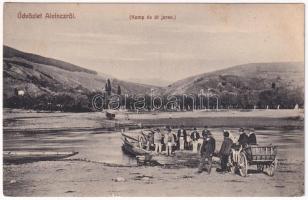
[198,128,257,174]
[143,126,257,174]
[144,126,212,156]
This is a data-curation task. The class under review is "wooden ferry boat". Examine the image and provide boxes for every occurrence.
[121,131,205,167]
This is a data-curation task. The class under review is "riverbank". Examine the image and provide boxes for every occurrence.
[129,109,304,128]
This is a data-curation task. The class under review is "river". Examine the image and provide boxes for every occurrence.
[3,127,304,166]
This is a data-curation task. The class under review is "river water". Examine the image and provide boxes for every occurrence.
[3,128,304,165]
[4,130,137,165]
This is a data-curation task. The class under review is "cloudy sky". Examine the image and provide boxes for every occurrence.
[4,3,304,85]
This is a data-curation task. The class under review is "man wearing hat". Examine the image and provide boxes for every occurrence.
[198,130,216,174]
[154,128,162,154]
[190,127,200,153]
[177,125,187,150]
[201,126,209,138]
[146,129,155,151]
[238,128,249,148]
[164,128,175,156]
[248,128,257,145]
[199,126,208,153]
[219,130,233,173]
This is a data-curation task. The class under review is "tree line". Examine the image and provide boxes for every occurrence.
[4,79,304,112]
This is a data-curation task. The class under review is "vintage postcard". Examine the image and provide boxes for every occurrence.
[2,3,304,197]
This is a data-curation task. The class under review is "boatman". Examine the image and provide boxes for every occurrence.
[190,128,200,153]
[198,130,216,174]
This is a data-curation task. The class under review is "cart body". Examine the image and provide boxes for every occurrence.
[245,145,277,165]
[229,144,278,177]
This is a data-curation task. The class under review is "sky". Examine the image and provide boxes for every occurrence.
[4,3,304,85]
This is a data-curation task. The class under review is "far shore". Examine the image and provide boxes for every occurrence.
[3,108,304,132]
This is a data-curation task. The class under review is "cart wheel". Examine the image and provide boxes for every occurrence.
[238,152,248,177]
[268,158,278,177]
[257,164,264,172]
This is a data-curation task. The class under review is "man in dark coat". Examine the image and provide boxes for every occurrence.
[248,128,257,145]
[238,128,249,148]
[201,126,208,138]
[219,130,233,172]
[191,128,200,141]
[177,125,187,150]
[198,130,216,174]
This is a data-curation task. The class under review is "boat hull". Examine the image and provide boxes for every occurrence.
[4,151,78,164]
[121,137,150,156]
[121,132,220,167]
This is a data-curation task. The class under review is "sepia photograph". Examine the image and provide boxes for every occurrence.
[2,3,305,197]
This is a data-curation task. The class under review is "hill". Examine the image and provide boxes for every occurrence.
[4,45,97,74]
[3,45,304,111]
[3,46,160,111]
[164,62,304,109]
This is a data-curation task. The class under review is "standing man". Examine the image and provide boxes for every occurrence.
[164,128,175,156]
[190,127,200,153]
[146,130,154,151]
[219,130,233,173]
[238,128,249,148]
[171,128,178,153]
[202,126,209,138]
[198,130,216,174]
[177,125,187,150]
[154,128,162,154]
[248,128,257,145]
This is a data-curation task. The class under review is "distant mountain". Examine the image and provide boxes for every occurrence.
[164,62,304,95]
[3,46,160,111]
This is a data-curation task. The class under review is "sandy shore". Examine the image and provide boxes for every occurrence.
[3,158,304,197]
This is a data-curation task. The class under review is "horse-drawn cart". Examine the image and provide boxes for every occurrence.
[229,145,278,177]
